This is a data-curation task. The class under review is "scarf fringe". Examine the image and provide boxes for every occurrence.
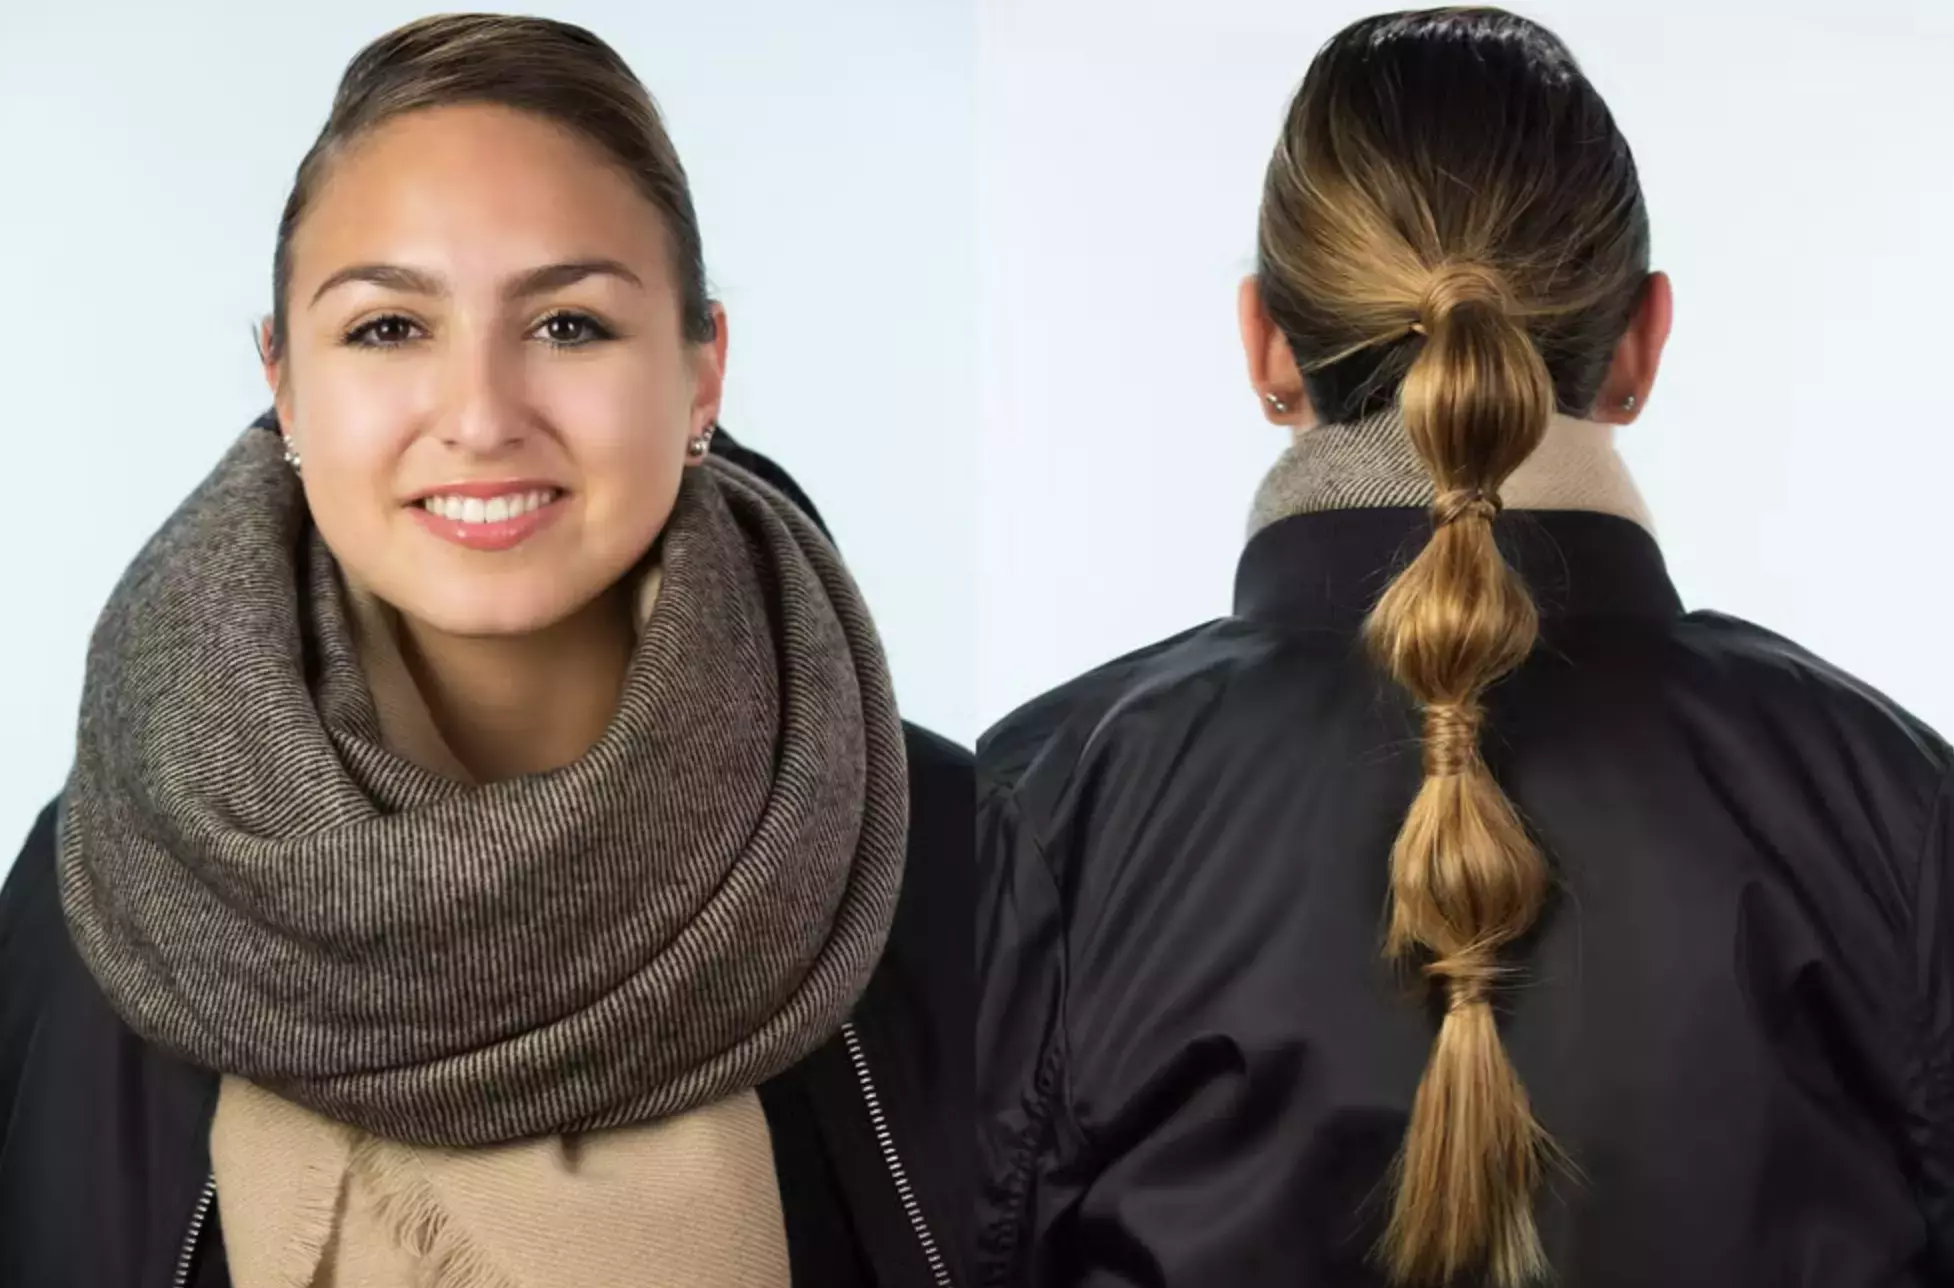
[352,1135,524,1288]
[287,1156,354,1288]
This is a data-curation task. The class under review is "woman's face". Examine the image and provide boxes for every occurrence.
[265,102,725,638]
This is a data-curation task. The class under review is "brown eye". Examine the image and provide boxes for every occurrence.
[344,315,421,348]
[534,312,615,348]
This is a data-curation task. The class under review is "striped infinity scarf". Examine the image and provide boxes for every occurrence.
[56,424,907,1147]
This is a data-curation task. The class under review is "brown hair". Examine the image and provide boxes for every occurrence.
[262,13,714,364]
[1256,8,1650,1285]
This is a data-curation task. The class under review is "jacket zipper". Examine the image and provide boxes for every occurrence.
[840,1020,954,1288]
[170,1035,951,1288]
[172,1172,217,1288]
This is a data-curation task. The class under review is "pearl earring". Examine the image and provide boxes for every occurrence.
[687,422,717,459]
[1264,391,1290,415]
[1621,393,1637,412]
[282,437,302,472]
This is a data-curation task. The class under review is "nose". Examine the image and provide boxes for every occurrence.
[439,331,530,456]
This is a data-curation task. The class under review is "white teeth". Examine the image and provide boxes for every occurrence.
[420,488,558,524]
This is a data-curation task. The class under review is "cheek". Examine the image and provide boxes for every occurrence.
[288,358,425,547]
[289,363,420,539]
[299,346,431,431]
[290,350,426,486]
[533,346,693,448]
[536,349,694,523]
[564,416,688,560]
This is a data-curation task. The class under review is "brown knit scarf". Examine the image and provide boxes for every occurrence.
[56,424,908,1147]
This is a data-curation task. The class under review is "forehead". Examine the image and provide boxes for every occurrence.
[290,103,672,291]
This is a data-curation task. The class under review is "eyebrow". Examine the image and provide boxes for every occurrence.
[308,259,645,307]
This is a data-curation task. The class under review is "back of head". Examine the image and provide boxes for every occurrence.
[1255,9,1651,1286]
[1259,6,1649,424]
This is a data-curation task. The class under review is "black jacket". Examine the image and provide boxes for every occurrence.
[0,424,973,1288]
[977,506,1954,1287]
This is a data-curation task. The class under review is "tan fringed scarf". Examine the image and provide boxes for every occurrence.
[210,562,789,1288]
[212,1076,789,1288]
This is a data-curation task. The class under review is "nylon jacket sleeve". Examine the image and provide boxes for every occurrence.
[0,801,58,1167]
[976,775,1080,1286]
[1911,771,1954,1279]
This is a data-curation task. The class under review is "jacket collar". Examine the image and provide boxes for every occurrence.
[1234,507,1683,634]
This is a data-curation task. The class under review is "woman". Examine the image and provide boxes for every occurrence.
[0,14,970,1288]
[977,9,1953,1287]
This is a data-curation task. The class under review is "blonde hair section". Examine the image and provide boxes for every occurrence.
[1255,10,1653,1283]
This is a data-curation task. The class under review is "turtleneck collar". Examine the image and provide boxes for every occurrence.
[1236,406,1680,635]
[1248,406,1656,539]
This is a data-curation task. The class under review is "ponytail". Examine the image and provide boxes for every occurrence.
[1254,12,1655,1280]
[1366,262,1557,1287]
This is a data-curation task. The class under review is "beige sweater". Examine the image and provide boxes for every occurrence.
[210,567,791,1288]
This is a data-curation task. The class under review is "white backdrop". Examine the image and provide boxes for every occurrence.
[0,0,976,859]
[976,0,1954,731]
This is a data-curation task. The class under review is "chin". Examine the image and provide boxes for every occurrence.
[402,580,599,640]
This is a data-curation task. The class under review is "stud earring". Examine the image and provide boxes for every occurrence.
[687,422,717,459]
[1621,393,1637,412]
[282,437,302,472]
[1264,391,1290,415]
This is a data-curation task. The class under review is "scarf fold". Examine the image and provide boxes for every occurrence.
[58,425,908,1147]
[1248,406,1654,537]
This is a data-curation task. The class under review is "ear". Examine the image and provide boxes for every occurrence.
[1592,271,1672,425]
[258,316,294,437]
[1238,276,1313,429]
[685,302,729,465]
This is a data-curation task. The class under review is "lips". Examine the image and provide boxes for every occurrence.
[407,484,568,552]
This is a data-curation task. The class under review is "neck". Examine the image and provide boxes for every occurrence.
[396,588,635,782]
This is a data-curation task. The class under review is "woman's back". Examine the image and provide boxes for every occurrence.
[975,11,1954,1282]
[978,502,1954,1285]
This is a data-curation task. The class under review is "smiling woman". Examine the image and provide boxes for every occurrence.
[0,14,971,1288]
[264,82,719,667]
